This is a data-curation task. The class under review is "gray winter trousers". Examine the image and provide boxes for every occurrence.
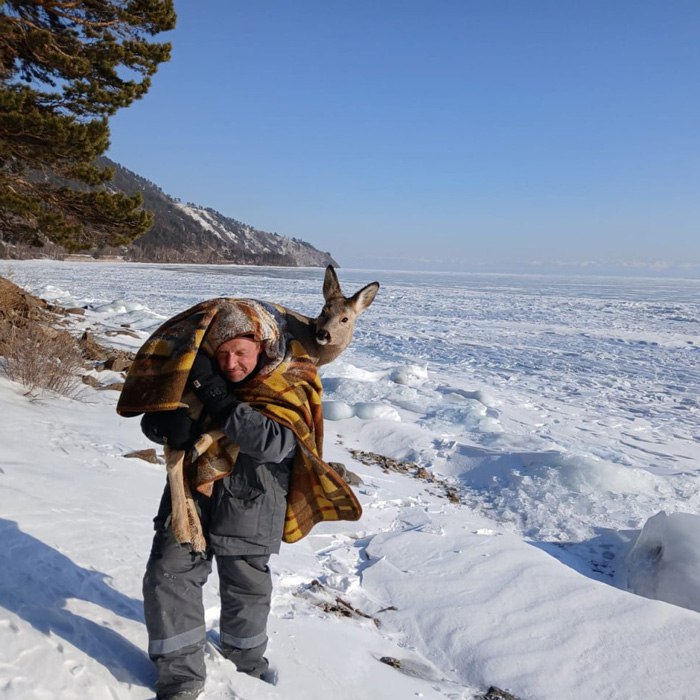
[143,526,272,697]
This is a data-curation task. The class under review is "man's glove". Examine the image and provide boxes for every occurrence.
[188,351,238,421]
[141,408,202,451]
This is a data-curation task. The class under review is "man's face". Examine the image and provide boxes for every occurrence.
[215,336,262,383]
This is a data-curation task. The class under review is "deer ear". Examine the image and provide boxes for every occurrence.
[351,282,379,312]
[323,265,343,300]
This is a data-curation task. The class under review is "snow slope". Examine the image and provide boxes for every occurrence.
[1,260,699,700]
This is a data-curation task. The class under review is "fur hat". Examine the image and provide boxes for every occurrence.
[205,299,286,374]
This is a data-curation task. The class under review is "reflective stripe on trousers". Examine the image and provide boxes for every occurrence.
[148,624,207,656]
[220,628,268,650]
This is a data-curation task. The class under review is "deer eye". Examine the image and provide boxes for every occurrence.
[341,317,349,323]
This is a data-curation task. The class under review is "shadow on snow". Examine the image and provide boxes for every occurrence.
[529,526,640,589]
[0,518,155,687]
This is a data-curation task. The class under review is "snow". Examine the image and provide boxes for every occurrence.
[176,203,225,241]
[1,260,699,700]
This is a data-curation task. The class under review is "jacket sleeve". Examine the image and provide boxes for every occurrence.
[222,402,297,463]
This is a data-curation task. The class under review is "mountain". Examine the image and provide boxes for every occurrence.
[100,157,337,267]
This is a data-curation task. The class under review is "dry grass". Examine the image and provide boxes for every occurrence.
[1,322,84,397]
[0,275,84,397]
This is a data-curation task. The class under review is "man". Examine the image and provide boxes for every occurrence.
[141,320,296,700]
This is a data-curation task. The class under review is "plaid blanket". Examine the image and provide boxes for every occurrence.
[117,298,362,545]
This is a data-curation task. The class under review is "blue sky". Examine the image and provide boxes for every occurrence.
[107,1,700,274]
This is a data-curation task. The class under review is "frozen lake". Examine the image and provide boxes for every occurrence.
[2,259,699,540]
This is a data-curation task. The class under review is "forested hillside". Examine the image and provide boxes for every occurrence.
[103,158,337,266]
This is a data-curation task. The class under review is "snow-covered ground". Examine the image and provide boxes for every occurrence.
[0,260,699,700]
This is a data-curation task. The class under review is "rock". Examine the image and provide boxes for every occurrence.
[328,461,363,486]
[79,330,108,361]
[81,374,101,387]
[482,687,520,700]
[64,307,85,316]
[123,448,160,464]
[0,276,50,327]
[348,448,465,505]
[445,487,461,503]
[378,657,402,669]
[104,356,131,372]
[415,466,433,481]
[104,328,141,339]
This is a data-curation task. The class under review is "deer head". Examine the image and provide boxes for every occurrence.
[311,266,379,358]
[279,266,379,365]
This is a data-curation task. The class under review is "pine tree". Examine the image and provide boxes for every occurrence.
[0,0,176,251]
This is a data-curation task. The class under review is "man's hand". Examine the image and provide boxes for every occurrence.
[188,351,238,420]
[141,408,202,451]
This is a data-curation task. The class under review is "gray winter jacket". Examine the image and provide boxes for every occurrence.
[150,401,297,556]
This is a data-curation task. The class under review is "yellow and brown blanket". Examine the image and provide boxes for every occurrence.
[117,298,362,547]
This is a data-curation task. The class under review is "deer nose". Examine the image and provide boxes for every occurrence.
[315,329,330,345]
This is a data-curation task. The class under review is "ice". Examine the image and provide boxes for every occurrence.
[91,300,146,314]
[625,511,700,613]
[388,364,429,385]
[322,400,356,421]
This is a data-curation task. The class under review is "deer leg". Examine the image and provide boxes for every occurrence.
[165,448,190,543]
[165,447,206,554]
[191,429,226,460]
[182,475,206,555]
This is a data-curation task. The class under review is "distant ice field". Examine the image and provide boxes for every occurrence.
[3,260,699,546]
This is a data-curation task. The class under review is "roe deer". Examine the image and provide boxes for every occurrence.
[165,265,379,556]
[279,265,380,366]
[166,265,379,553]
